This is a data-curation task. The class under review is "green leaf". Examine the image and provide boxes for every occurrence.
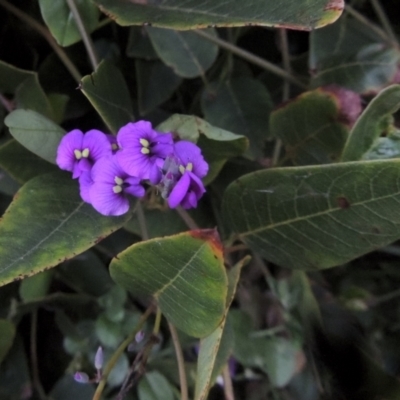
[38,0,100,47]
[270,88,351,165]
[50,375,95,400]
[94,0,343,30]
[19,270,53,302]
[222,159,400,270]
[0,140,58,184]
[194,256,249,400]
[230,310,300,387]
[110,230,227,337]
[310,17,400,93]
[0,172,131,287]
[136,59,182,115]
[147,27,218,78]
[201,77,272,159]
[138,371,175,400]
[157,114,248,184]
[341,85,400,162]
[0,60,34,94]
[0,320,15,366]
[127,27,158,60]
[15,75,54,120]
[363,131,400,160]
[81,60,134,134]
[4,110,65,164]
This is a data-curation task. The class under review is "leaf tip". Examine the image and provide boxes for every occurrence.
[189,228,223,259]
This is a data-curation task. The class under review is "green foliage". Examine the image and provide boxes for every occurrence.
[4,0,400,399]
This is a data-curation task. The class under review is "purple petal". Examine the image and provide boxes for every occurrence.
[168,172,191,208]
[90,182,129,216]
[91,156,125,184]
[181,190,198,209]
[117,121,155,149]
[78,157,92,172]
[83,130,112,162]
[124,184,145,198]
[174,141,208,178]
[79,172,93,203]
[151,133,174,158]
[56,129,83,172]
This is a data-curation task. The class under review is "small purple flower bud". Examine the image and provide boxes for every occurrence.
[94,346,103,370]
[135,330,145,343]
[74,372,89,384]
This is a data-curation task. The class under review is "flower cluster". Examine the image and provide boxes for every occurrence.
[56,121,208,216]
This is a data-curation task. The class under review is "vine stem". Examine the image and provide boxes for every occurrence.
[345,4,399,48]
[222,364,235,400]
[176,206,199,230]
[92,303,155,400]
[0,0,81,83]
[65,0,99,70]
[370,0,398,43]
[194,29,307,89]
[168,322,188,400]
[272,28,291,167]
[136,201,149,240]
[30,310,47,400]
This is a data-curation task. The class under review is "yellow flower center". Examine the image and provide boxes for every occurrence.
[81,148,90,158]
[74,149,82,160]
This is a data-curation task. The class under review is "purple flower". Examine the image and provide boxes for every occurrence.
[116,121,173,183]
[78,171,93,203]
[74,372,89,384]
[168,171,206,209]
[106,134,119,153]
[56,129,111,178]
[90,156,145,216]
[164,141,208,209]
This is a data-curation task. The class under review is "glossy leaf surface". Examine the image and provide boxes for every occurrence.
[94,0,344,30]
[223,160,400,270]
[0,172,130,287]
[110,230,227,337]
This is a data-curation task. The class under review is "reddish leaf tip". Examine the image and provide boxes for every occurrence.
[189,228,223,258]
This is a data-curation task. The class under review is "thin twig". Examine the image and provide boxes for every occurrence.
[272,29,291,167]
[65,0,99,70]
[222,364,235,400]
[92,303,155,400]
[370,0,398,43]
[0,0,82,83]
[369,288,400,307]
[168,322,188,400]
[30,310,47,400]
[136,201,149,240]
[194,29,307,89]
[176,206,199,230]
[345,4,398,48]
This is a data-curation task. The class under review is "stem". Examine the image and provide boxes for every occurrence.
[222,364,235,400]
[0,0,82,83]
[370,0,398,43]
[194,30,307,89]
[136,201,149,240]
[168,322,188,400]
[92,303,155,400]
[176,206,199,230]
[0,94,14,113]
[153,307,162,335]
[345,5,398,47]
[370,288,400,307]
[65,0,99,70]
[30,310,47,400]
[272,28,291,167]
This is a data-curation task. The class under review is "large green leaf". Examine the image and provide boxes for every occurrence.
[146,27,218,78]
[0,172,130,287]
[80,60,134,134]
[222,159,400,270]
[136,59,182,115]
[157,113,248,184]
[110,230,227,337]
[94,0,343,30]
[310,17,400,93]
[38,0,100,47]
[0,61,34,94]
[138,371,175,400]
[4,110,65,164]
[270,88,352,165]
[194,256,249,400]
[341,85,400,162]
[126,27,158,60]
[0,140,58,184]
[201,77,272,159]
